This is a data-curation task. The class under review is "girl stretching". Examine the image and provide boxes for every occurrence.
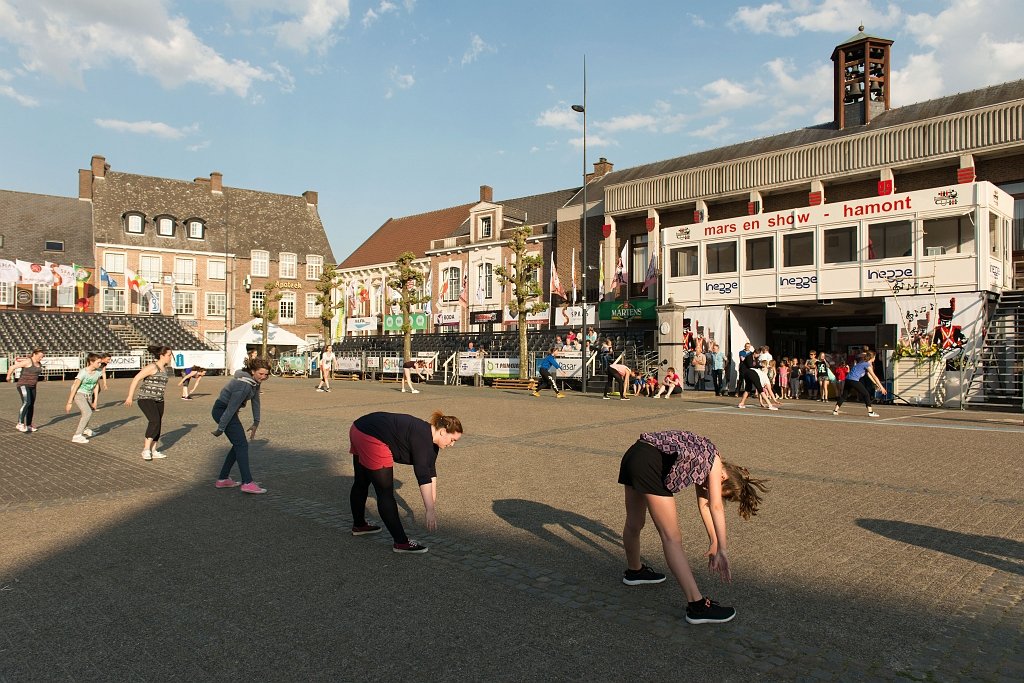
[401,360,429,393]
[125,345,173,460]
[212,356,271,493]
[7,348,44,432]
[618,429,769,624]
[348,411,463,553]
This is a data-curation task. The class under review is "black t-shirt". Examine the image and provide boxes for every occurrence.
[353,412,438,485]
[741,353,759,372]
[815,359,829,376]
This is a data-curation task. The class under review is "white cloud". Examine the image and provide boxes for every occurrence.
[94,118,198,139]
[273,0,351,54]
[0,84,38,106]
[362,0,396,28]
[461,34,495,66]
[385,65,413,98]
[691,117,731,139]
[595,114,658,134]
[687,13,707,28]
[186,140,211,152]
[568,134,614,150]
[698,78,763,112]
[732,1,902,36]
[0,0,275,97]
[535,105,583,132]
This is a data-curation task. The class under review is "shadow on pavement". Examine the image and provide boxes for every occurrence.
[492,498,620,562]
[160,423,199,450]
[857,518,1024,576]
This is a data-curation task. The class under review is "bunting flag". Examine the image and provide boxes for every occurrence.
[125,267,141,292]
[611,241,628,290]
[458,272,468,307]
[100,268,118,288]
[642,252,658,293]
[438,276,449,304]
[423,269,433,317]
[73,264,92,311]
[550,252,566,299]
[358,281,370,303]
[16,259,52,285]
[0,259,18,283]
[571,249,577,304]
[52,263,76,289]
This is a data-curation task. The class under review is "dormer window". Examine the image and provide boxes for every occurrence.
[124,212,145,234]
[156,215,176,237]
[480,216,492,239]
[44,240,64,252]
[186,218,206,240]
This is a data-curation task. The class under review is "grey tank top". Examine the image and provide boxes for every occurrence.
[136,366,169,401]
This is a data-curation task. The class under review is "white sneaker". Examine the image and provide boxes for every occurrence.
[401,388,406,393]
[83,428,95,437]
[150,449,167,459]
[71,434,89,444]
[411,389,420,394]
[142,450,152,461]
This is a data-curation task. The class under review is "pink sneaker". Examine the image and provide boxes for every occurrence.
[15,424,27,432]
[240,482,267,494]
[215,478,240,489]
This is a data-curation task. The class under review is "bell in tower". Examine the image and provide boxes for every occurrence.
[831,25,893,129]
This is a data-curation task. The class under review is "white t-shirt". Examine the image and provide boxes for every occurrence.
[321,351,335,368]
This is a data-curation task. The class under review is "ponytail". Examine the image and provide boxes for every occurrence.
[148,345,172,358]
[721,461,770,520]
[429,410,463,435]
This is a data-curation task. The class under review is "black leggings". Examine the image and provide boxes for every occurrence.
[538,367,558,393]
[836,378,873,409]
[137,399,164,440]
[17,385,36,426]
[350,457,408,544]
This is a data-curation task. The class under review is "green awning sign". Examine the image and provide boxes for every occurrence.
[599,299,656,321]
[383,313,428,331]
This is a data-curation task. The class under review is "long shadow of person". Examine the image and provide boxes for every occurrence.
[160,424,198,450]
[90,415,139,435]
[493,498,620,561]
[857,518,1024,576]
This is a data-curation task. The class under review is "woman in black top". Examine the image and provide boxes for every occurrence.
[348,411,463,553]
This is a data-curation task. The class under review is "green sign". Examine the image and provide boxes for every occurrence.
[383,313,428,331]
[599,299,657,321]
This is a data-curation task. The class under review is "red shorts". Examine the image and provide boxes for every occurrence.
[349,424,394,470]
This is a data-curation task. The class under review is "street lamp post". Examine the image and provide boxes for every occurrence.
[572,56,588,393]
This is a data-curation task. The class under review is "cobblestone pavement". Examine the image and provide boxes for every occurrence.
[1,376,1021,681]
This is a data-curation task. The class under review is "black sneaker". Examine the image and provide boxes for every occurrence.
[622,564,667,585]
[685,597,736,624]
[393,540,429,554]
[351,523,382,536]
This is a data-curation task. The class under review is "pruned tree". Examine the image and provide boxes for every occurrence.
[251,280,283,359]
[386,251,431,360]
[495,226,548,379]
[314,264,343,347]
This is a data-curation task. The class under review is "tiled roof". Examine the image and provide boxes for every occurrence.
[91,171,334,262]
[0,190,95,266]
[338,202,477,268]
[450,188,579,237]
[602,79,1024,187]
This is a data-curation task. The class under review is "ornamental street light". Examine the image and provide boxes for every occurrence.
[572,56,588,393]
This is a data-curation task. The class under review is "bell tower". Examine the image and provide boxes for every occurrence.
[832,26,893,129]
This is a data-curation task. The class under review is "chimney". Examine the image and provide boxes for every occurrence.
[591,157,613,178]
[78,169,93,200]
[303,190,318,205]
[210,171,223,193]
[90,155,107,179]
[480,185,493,203]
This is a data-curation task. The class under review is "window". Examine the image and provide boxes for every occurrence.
[745,236,774,271]
[139,254,162,281]
[670,246,699,277]
[57,286,75,308]
[103,288,126,313]
[823,226,857,264]
[478,262,493,299]
[868,220,913,260]
[208,260,226,280]
[923,215,973,255]
[705,241,737,274]
[44,240,64,252]
[104,252,125,274]
[251,291,266,315]
[480,216,492,239]
[206,292,226,318]
[306,293,321,318]
[279,253,297,279]
[125,213,145,234]
[783,232,815,267]
[279,292,295,323]
[157,216,175,237]
[0,281,13,305]
[630,234,649,286]
[187,219,205,240]
[174,291,195,316]
[251,250,269,277]
[443,267,461,302]
[205,330,226,349]
[306,255,323,280]
[174,257,196,285]
[32,284,51,307]
[989,213,1003,257]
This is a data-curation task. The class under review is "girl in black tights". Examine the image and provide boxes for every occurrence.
[348,411,463,553]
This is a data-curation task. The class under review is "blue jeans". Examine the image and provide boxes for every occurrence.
[212,403,252,484]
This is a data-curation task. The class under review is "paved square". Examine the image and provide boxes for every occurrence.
[1,375,1022,681]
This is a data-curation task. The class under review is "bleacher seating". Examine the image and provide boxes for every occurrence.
[127,315,214,351]
[0,311,130,356]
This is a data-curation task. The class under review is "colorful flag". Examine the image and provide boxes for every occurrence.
[0,259,18,283]
[125,267,141,292]
[571,249,577,304]
[611,241,628,290]
[598,247,604,299]
[16,259,51,285]
[100,268,118,288]
[550,253,566,299]
[423,269,433,317]
[642,252,658,293]
[458,272,468,307]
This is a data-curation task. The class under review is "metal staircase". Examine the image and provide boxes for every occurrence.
[105,316,148,351]
[964,290,1024,409]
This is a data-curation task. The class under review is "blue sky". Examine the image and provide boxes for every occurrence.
[1,0,1022,262]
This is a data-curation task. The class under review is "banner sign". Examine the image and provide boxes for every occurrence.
[552,352,583,379]
[336,356,361,372]
[553,305,596,327]
[41,356,81,371]
[106,355,143,371]
[415,352,438,373]
[381,356,402,374]
[173,351,225,370]
[458,353,483,376]
[435,311,460,327]
[503,306,550,325]
[365,356,380,369]
[347,316,379,332]
[470,309,503,325]
[599,299,657,321]
[0,358,8,374]
[482,356,520,378]
[383,312,429,331]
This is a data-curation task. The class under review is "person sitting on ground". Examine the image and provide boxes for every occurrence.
[656,366,682,399]
[618,429,769,624]
[631,371,645,397]
[644,374,659,397]
[533,347,565,398]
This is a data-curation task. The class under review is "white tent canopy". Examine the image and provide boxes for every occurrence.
[226,319,311,373]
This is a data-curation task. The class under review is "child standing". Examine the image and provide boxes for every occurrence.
[779,359,790,400]
[66,353,103,443]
